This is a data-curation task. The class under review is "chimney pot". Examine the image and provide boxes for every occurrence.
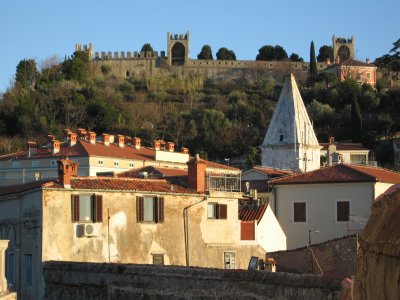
[77,128,87,140]
[181,147,189,154]
[133,137,141,150]
[88,132,96,144]
[68,132,77,146]
[153,140,161,151]
[326,58,331,66]
[103,133,110,146]
[52,140,60,154]
[167,142,175,152]
[118,135,125,148]
[27,141,37,157]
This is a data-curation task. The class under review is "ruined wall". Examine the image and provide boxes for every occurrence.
[268,235,357,277]
[353,189,400,300]
[43,261,341,300]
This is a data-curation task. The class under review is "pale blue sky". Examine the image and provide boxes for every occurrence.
[0,0,398,92]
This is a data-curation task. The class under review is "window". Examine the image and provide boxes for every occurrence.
[207,203,227,219]
[279,134,284,142]
[7,253,14,285]
[71,194,103,223]
[136,196,164,223]
[114,161,119,166]
[152,253,164,265]
[129,162,135,168]
[24,254,32,287]
[98,160,104,165]
[337,201,350,222]
[11,161,20,168]
[366,72,371,79]
[32,160,39,167]
[50,160,57,166]
[350,154,366,164]
[224,252,236,269]
[293,202,306,222]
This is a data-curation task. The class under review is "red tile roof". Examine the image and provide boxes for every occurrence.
[239,204,267,223]
[0,180,53,196]
[252,166,293,176]
[46,177,200,194]
[201,159,240,172]
[320,142,368,151]
[118,166,188,178]
[269,164,400,185]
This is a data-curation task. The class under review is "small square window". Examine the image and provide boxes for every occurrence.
[32,161,39,167]
[114,161,119,166]
[50,160,57,166]
[152,253,164,265]
[129,162,135,168]
[279,135,284,142]
[337,201,350,222]
[98,160,104,165]
[224,252,236,269]
[293,202,306,222]
[207,203,227,219]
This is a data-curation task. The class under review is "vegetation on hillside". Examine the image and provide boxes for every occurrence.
[0,39,399,168]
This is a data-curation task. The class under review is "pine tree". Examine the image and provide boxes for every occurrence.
[309,41,317,79]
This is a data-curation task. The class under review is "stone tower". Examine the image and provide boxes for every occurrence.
[261,74,321,173]
[75,43,93,60]
[333,35,355,63]
[167,32,190,66]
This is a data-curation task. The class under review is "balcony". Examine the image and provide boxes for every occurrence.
[206,173,241,192]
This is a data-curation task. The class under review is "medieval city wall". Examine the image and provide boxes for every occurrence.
[43,261,342,300]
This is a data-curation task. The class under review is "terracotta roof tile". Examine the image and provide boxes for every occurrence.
[269,164,400,185]
[47,177,199,194]
[239,204,267,223]
[320,142,368,151]
[118,166,188,178]
[252,166,293,176]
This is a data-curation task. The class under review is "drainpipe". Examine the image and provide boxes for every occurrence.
[183,197,207,267]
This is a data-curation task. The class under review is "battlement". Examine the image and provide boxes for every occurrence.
[333,35,354,45]
[93,50,164,61]
[168,32,189,41]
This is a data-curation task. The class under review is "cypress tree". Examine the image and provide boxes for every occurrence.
[309,41,317,79]
[350,94,362,142]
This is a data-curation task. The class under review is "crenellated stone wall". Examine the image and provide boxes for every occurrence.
[43,261,342,300]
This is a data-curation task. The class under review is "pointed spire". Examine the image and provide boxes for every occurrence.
[261,74,321,172]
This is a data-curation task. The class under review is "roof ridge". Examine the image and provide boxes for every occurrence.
[72,176,168,183]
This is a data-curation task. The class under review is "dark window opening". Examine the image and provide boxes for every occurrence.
[337,201,350,222]
[293,202,306,222]
[171,42,185,66]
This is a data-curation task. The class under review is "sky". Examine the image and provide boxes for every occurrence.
[0,0,399,92]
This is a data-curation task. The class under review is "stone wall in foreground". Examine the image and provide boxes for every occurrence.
[43,261,341,300]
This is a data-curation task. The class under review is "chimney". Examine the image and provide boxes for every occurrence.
[27,141,37,157]
[327,138,337,166]
[103,133,110,146]
[117,135,125,148]
[166,142,175,152]
[187,154,207,193]
[68,132,77,146]
[77,128,87,140]
[326,58,331,66]
[181,147,189,154]
[153,140,161,151]
[133,137,141,150]
[366,58,370,64]
[57,158,79,188]
[52,140,60,154]
[64,129,71,141]
[88,132,96,144]
[125,136,132,146]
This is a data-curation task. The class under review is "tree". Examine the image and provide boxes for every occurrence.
[290,53,303,62]
[141,43,154,55]
[317,45,334,62]
[350,94,362,142]
[61,51,90,82]
[256,45,275,61]
[273,45,288,60]
[197,45,213,60]
[15,59,40,89]
[256,45,288,61]
[216,47,236,60]
[309,41,317,79]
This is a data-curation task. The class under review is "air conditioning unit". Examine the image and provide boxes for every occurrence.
[77,223,101,237]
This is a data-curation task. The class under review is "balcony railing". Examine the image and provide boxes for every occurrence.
[206,173,241,192]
